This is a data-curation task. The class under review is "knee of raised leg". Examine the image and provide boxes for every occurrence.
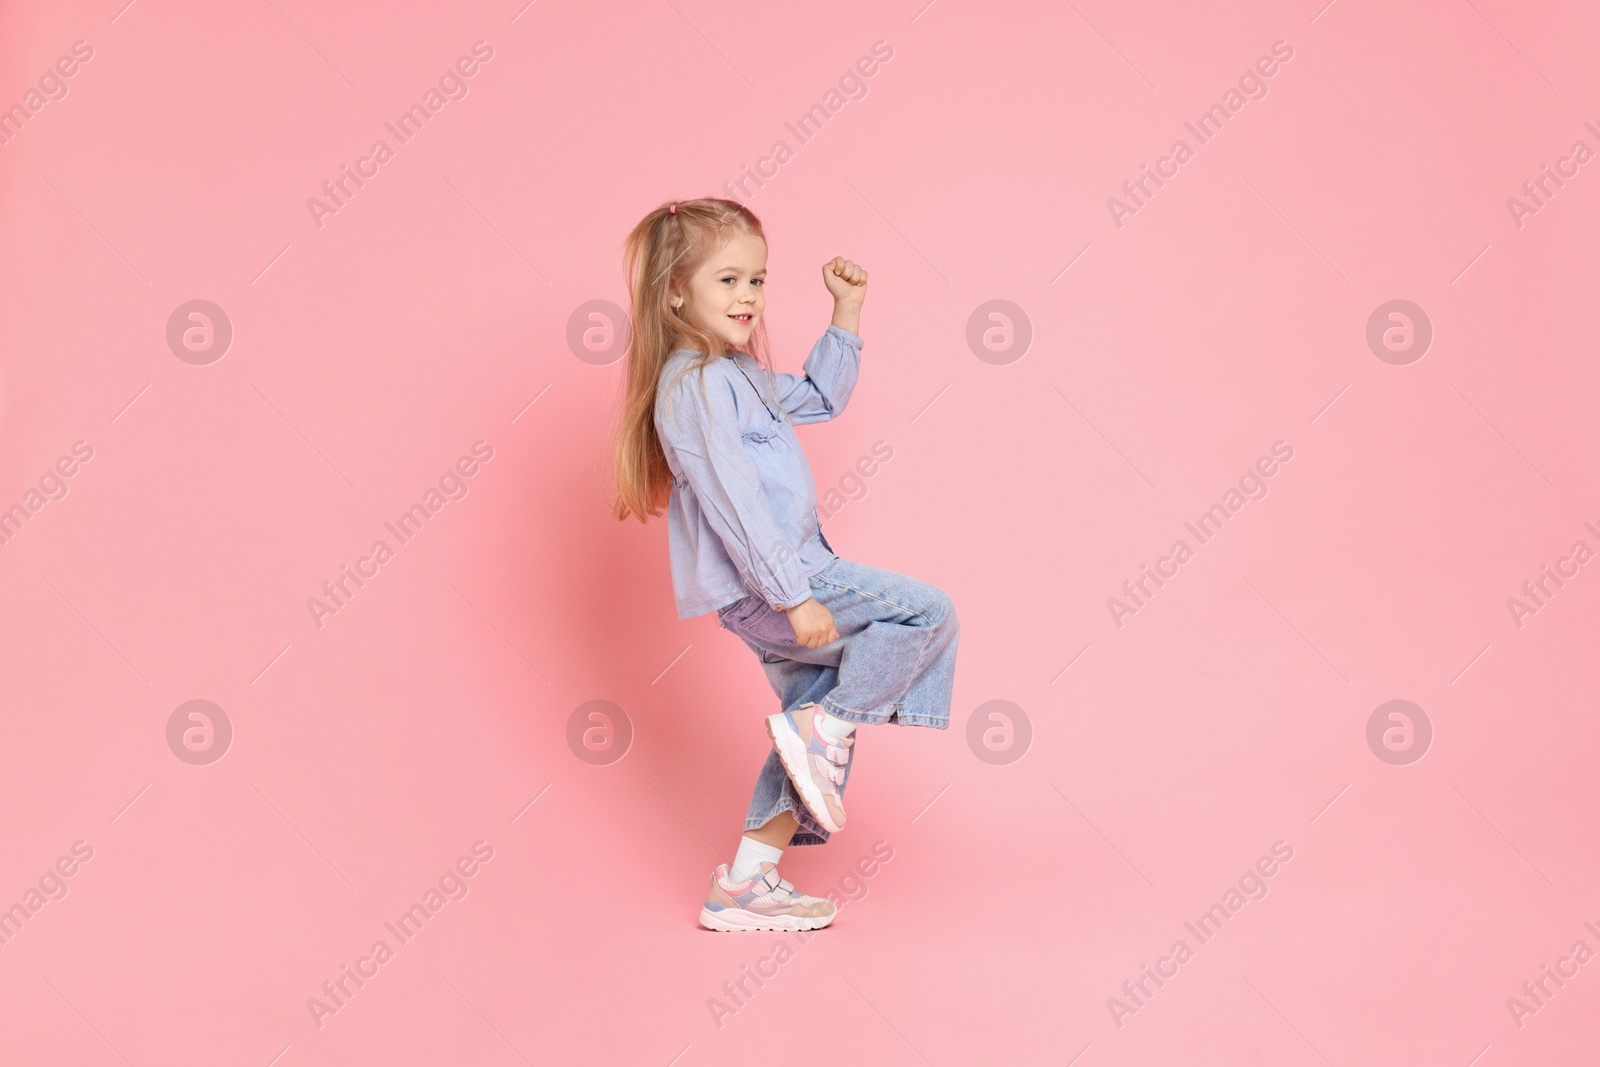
[926,588,958,631]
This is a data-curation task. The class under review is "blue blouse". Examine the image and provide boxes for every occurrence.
[654,324,863,618]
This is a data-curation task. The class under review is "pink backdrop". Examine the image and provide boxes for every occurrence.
[2,0,1597,1063]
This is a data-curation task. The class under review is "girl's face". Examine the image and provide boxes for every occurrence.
[675,231,766,353]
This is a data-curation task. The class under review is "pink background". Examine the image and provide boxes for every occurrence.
[2,0,1598,1063]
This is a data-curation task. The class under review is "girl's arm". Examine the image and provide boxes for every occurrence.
[769,325,862,425]
[771,256,869,425]
[658,369,814,610]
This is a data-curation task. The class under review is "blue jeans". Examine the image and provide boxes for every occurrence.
[715,556,960,847]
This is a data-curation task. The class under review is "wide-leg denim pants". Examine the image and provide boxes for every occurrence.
[715,556,960,847]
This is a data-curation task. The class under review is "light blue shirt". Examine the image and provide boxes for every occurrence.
[654,324,863,618]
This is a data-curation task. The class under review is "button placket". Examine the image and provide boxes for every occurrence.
[731,356,781,423]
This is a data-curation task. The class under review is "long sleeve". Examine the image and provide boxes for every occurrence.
[769,325,862,425]
[657,366,814,609]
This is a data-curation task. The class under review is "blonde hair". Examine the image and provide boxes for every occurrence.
[610,197,777,522]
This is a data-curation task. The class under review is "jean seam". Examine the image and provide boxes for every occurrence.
[820,694,890,724]
[810,576,933,623]
[817,698,945,729]
[896,616,940,712]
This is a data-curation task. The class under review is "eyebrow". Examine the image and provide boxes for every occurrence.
[713,266,766,274]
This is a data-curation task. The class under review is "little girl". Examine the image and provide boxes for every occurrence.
[611,197,960,932]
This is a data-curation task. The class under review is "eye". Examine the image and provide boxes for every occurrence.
[752,278,763,287]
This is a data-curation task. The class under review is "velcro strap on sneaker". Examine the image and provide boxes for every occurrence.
[813,754,846,786]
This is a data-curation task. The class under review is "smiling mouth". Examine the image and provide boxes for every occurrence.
[729,313,753,323]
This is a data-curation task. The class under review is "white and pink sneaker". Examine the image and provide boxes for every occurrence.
[698,861,836,932]
[765,702,853,834]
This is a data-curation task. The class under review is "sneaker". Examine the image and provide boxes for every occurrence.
[765,702,853,834]
[698,861,837,932]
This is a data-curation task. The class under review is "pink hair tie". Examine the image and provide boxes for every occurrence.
[668,202,677,214]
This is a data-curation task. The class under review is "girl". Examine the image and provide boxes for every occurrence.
[611,198,960,932]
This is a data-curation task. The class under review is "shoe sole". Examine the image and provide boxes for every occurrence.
[698,906,836,932]
[765,711,845,834]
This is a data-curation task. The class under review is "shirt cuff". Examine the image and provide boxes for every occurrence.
[771,588,813,611]
[825,323,862,345]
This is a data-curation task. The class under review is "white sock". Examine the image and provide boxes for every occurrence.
[817,707,857,739]
[728,836,783,884]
